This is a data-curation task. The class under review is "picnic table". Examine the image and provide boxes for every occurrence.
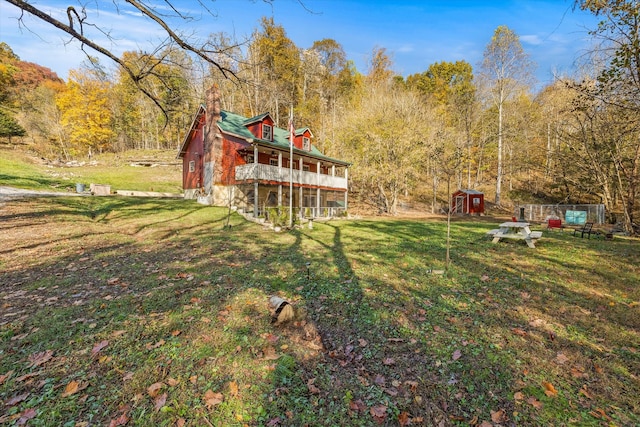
[486,221,542,248]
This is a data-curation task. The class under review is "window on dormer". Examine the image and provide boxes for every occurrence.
[303,137,311,151]
[262,124,273,140]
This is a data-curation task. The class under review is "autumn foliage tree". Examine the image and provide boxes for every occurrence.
[56,68,114,156]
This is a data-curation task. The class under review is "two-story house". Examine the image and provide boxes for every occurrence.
[177,85,349,218]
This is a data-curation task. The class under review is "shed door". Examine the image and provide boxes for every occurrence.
[454,196,465,213]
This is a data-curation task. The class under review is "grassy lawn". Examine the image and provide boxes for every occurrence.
[0,148,182,194]
[0,194,638,426]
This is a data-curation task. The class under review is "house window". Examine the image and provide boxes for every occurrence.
[247,154,254,163]
[270,158,278,166]
[189,160,195,173]
[303,137,310,151]
[303,165,310,172]
[262,124,273,140]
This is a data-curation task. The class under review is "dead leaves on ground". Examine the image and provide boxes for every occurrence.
[61,380,89,397]
[203,389,224,409]
[27,349,54,368]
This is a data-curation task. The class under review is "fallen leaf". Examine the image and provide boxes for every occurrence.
[28,349,54,367]
[6,393,30,406]
[542,381,558,397]
[358,338,368,347]
[491,409,506,423]
[527,396,543,409]
[108,412,130,427]
[176,418,186,427]
[0,370,14,385]
[383,357,395,365]
[405,380,418,392]
[61,381,80,397]
[307,378,320,394]
[370,405,387,422]
[374,374,386,386]
[147,382,165,398]
[154,393,167,411]
[512,328,528,337]
[555,352,569,365]
[204,390,224,408]
[589,408,611,420]
[398,411,410,426]
[145,339,165,350]
[122,372,134,382]
[17,408,37,425]
[107,277,120,285]
[171,330,182,337]
[263,346,280,360]
[452,349,462,360]
[167,377,179,387]
[580,385,592,399]
[229,380,239,397]
[514,391,524,401]
[91,340,109,358]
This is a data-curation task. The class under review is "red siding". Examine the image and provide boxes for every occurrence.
[182,121,205,190]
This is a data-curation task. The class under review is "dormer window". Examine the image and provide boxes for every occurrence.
[303,137,311,151]
[262,124,273,140]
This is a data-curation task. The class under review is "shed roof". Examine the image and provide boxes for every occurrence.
[455,189,483,195]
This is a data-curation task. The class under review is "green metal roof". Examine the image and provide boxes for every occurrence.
[218,110,349,166]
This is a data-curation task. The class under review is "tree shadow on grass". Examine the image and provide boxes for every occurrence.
[1,202,638,426]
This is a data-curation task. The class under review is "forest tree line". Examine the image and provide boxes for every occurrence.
[0,1,639,233]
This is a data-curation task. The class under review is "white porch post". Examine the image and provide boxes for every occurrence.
[344,167,348,213]
[316,161,321,216]
[253,145,259,217]
[278,152,282,207]
[298,157,303,214]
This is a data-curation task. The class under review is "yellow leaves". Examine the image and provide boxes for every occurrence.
[61,380,88,397]
[229,380,239,397]
[542,381,558,397]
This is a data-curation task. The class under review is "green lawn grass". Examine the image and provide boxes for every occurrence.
[0,148,182,194]
[1,194,638,426]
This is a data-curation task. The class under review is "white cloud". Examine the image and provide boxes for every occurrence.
[520,34,543,45]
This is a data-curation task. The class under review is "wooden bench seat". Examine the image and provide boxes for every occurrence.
[486,229,502,236]
[494,231,542,240]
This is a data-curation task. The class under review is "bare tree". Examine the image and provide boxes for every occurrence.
[478,25,535,205]
[4,0,249,117]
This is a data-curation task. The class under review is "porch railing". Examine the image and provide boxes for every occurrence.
[235,163,347,190]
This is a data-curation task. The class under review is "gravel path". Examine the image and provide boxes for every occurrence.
[0,185,86,201]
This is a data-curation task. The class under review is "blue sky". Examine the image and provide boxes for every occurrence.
[0,0,599,90]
